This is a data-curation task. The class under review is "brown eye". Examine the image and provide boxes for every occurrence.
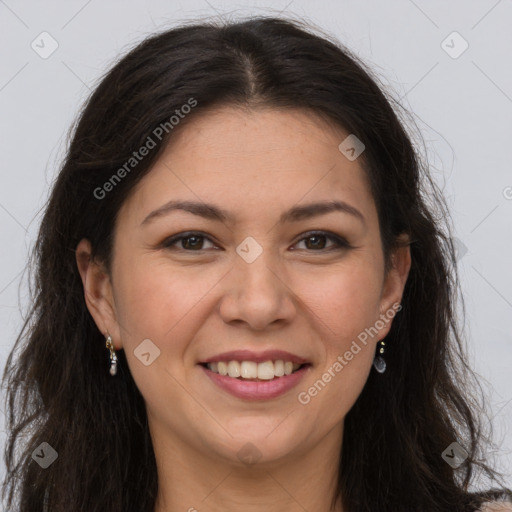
[161,230,351,253]
[293,231,350,252]
[162,232,216,251]
[304,234,328,250]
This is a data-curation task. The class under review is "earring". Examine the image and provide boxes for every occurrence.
[373,339,386,373]
[105,334,118,376]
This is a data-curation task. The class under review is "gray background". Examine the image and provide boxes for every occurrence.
[1,0,511,495]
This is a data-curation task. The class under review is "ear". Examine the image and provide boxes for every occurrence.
[75,238,122,349]
[376,233,411,339]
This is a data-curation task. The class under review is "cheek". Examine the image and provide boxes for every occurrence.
[308,350,373,428]
[111,253,229,394]
[113,250,211,336]
[292,261,381,414]
[111,256,210,415]
[293,259,383,342]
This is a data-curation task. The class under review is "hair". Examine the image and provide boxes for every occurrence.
[2,15,511,512]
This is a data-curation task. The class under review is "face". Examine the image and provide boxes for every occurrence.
[77,106,410,468]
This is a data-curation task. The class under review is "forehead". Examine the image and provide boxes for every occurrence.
[165,106,350,162]
[119,106,376,227]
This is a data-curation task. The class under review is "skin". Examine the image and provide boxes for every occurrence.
[76,106,411,512]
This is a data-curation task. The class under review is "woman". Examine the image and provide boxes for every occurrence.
[2,16,511,512]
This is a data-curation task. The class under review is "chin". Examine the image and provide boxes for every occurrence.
[210,429,302,467]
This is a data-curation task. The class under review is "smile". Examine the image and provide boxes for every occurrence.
[203,360,303,380]
[199,362,311,400]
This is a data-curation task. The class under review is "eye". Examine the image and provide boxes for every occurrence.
[292,231,351,252]
[161,232,217,251]
[161,230,351,253]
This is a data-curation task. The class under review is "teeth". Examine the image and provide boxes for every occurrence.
[227,361,241,378]
[205,359,302,380]
[217,361,228,376]
[257,361,275,380]
[241,361,257,379]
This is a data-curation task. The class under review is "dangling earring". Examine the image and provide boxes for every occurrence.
[105,334,117,376]
[373,338,386,373]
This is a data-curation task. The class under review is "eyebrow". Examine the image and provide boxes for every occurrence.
[141,199,365,226]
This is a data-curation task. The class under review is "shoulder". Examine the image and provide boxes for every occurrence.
[479,502,512,512]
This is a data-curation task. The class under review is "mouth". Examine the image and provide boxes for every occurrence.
[199,360,311,382]
[197,349,312,399]
[198,359,311,401]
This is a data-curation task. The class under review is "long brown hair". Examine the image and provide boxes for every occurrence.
[2,16,511,511]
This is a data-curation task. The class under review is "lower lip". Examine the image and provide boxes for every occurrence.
[200,364,310,400]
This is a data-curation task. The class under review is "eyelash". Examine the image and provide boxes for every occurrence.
[160,230,352,253]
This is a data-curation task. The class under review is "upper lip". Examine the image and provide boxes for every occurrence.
[200,350,309,365]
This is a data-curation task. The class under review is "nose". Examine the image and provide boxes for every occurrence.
[218,247,297,331]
